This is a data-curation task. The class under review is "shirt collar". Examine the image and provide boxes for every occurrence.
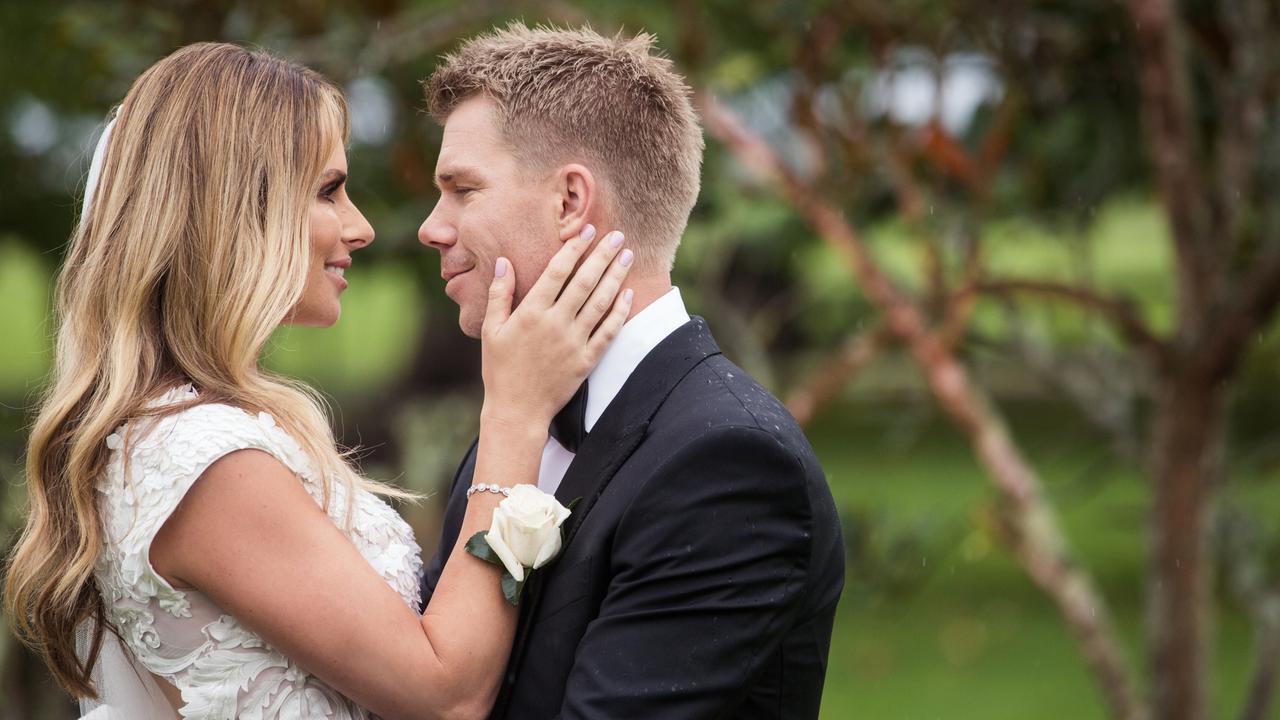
[584,287,690,432]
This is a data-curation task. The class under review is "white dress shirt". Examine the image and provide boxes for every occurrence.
[537,287,691,494]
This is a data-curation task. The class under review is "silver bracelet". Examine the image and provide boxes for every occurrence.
[466,483,512,498]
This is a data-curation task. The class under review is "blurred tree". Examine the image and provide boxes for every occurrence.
[1,1,1278,719]
[696,2,1280,720]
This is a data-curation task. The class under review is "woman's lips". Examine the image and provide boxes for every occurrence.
[325,262,350,289]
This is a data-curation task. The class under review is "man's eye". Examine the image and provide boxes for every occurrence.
[454,187,474,197]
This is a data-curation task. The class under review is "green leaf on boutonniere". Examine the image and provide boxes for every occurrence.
[501,571,524,607]
[468,532,526,607]
[567,497,582,512]
[465,531,503,567]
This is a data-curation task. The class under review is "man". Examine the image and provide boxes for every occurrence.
[418,23,844,719]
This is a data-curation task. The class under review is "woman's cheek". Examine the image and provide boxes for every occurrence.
[309,204,340,248]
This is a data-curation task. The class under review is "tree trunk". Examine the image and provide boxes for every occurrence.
[1148,376,1224,720]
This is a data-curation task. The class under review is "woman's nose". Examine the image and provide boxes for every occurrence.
[344,205,375,249]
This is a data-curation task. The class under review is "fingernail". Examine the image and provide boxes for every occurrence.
[623,288,634,304]
[619,248,634,267]
[608,231,625,248]
[495,257,508,278]
[580,224,596,242]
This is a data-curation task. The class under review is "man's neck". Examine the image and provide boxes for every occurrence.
[623,274,673,321]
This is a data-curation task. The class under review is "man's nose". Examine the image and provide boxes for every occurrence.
[419,202,456,249]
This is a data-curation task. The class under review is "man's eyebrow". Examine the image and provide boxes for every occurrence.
[433,165,482,190]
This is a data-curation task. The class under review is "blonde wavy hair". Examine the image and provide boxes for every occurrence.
[3,41,410,698]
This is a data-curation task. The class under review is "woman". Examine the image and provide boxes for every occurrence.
[3,42,633,719]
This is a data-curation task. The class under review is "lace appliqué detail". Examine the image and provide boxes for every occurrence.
[94,384,423,719]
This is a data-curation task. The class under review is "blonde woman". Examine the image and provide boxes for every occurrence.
[3,42,633,719]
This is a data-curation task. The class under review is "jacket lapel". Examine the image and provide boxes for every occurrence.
[492,317,722,716]
[552,316,721,543]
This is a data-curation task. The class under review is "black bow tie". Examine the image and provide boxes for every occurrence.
[549,381,589,453]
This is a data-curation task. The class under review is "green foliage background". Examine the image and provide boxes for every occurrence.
[1,1,1277,718]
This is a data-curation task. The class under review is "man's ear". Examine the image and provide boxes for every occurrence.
[554,163,598,242]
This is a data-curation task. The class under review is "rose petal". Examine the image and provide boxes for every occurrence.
[552,502,571,526]
[531,531,563,569]
[510,520,554,568]
[485,485,573,578]
[485,511,525,582]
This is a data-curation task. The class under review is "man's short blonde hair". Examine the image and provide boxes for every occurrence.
[425,23,704,272]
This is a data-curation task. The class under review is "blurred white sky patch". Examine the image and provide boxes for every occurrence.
[729,73,824,182]
[346,75,395,146]
[725,49,1003,182]
[864,49,1004,135]
[10,97,59,155]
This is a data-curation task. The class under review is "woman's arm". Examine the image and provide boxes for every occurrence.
[151,228,633,720]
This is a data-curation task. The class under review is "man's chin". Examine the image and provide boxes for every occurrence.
[458,308,484,339]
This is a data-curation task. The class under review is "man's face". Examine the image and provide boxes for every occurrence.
[419,97,560,337]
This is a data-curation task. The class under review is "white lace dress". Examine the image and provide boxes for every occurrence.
[87,383,423,719]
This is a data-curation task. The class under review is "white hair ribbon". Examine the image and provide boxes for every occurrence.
[81,116,117,218]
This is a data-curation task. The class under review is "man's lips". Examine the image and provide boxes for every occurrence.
[442,267,474,282]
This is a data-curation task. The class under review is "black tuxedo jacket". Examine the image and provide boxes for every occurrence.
[420,318,844,719]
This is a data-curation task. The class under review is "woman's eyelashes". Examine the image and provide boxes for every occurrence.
[318,172,347,203]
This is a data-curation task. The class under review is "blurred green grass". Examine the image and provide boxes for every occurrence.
[808,400,1269,719]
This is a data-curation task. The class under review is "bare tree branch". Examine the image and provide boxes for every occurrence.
[1212,0,1269,253]
[287,0,541,78]
[1196,245,1280,382]
[884,130,928,222]
[702,92,1146,720]
[1125,4,1280,719]
[977,91,1018,180]
[1126,0,1217,327]
[940,227,982,351]
[920,119,982,192]
[786,325,893,426]
[970,279,1171,372]
[994,300,1142,463]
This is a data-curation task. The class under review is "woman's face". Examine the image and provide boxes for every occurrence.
[287,142,374,327]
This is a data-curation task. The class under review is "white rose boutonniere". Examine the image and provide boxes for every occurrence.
[466,485,573,606]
